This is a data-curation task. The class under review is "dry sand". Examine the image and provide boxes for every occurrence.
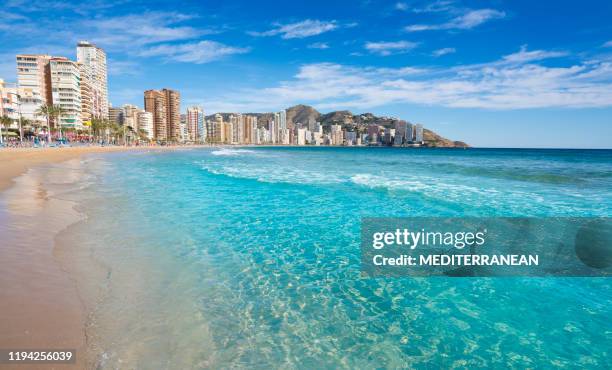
[0,145,194,369]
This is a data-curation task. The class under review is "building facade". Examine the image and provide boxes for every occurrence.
[76,41,108,120]
[144,89,180,142]
[48,57,82,128]
[16,54,52,122]
[186,106,205,143]
[0,79,19,125]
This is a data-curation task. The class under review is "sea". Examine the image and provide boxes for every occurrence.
[45,147,612,368]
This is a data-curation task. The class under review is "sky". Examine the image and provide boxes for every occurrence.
[1,0,611,148]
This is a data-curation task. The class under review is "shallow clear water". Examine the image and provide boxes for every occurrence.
[64,147,612,368]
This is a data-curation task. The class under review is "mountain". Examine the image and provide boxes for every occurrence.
[207,104,469,148]
[286,104,320,128]
[286,104,468,148]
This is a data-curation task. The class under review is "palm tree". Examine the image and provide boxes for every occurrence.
[0,115,12,145]
[90,118,110,143]
[35,104,63,143]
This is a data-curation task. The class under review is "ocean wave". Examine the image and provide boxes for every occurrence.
[211,148,258,156]
[350,174,429,192]
[200,163,344,185]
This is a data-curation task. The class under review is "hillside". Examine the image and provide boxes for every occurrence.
[286,105,468,148]
[207,104,468,147]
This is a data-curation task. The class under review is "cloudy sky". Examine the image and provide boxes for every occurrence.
[1,0,611,147]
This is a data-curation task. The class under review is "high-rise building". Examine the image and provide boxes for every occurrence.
[136,110,153,140]
[415,123,424,143]
[144,90,166,140]
[78,63,93,124]
[269,118,277,144]
[212,113,224,143]
[279,110,287,131]
[406,122,414,142]
[179,114,188,142]
[345,131,357,146]
[296,128,306,145]
[48,57,82,128]
[331,124,343,145]
[16,54,52,122]
[186,106,205,142]
[108,106,123,124]
[230,114,242,144]
[164,89,181,142]
[0,79,19,124]
[144,88,180,142]
[122,104,139,129]
[394,120,407,146]
[77,41,108,119]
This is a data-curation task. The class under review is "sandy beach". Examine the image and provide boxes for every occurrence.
[0,146,190,369]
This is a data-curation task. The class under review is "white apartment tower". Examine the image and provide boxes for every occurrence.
[48,57,82,128]
[77,41,108,120]
[136,111,154,140]
[16,54,52,122]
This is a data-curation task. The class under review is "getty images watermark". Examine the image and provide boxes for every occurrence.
[361,218,612,277]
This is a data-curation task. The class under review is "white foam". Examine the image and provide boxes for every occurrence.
[211,148,258,156]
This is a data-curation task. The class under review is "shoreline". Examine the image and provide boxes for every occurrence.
[0,145,208,193]
[0,146,196,369]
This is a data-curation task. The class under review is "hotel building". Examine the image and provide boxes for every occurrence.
[144,88,180,142]
[186,106,205,143]
[136,110,154,140]
[77,41,108,119]
[16,54,52,122]
[48,57,82,128]
[415,124,424,143]
[0,79,19,124]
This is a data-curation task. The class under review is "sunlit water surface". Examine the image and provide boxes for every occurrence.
[59,147,611,368]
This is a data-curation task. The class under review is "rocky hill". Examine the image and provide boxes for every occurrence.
[207,104,468,148]
[286,105,468,148]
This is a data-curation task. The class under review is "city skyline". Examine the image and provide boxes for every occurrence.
[1,0,612,148]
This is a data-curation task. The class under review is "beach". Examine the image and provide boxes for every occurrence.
[0,146,192,369]
[0,147,610,368]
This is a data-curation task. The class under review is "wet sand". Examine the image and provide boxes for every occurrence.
[0,146,192,193]
[0,146,196,369]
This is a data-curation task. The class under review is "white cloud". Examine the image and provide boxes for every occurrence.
[406,9,505,31]
[603,40,612,48]
[502,45,567,63]
[140,41,250,64]
[365,41,418,56]
[411,0,455,13]
[203,48,612,112]
[432,47,456,57]
[395,2,408,11]
[87,12,206,48]
[248,19,338,39]
[307,42,330,49]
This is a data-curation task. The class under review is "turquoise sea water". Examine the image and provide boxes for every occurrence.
[62,147,611,368]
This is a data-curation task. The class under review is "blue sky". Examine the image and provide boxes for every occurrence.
[1,0,611,148]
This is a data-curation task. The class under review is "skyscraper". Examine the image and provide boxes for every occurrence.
[79,63,93,124]
[164,89,181,142]
[415,124,424,143]
[16,54,52,122]
[144,88,180,142]
[187,106,205,143]
[48,57,82,128]
[144,90,166,140]
[77,41,108,119]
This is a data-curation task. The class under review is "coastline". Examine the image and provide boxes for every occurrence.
[0,146,187,369]
[0,145,207,193]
